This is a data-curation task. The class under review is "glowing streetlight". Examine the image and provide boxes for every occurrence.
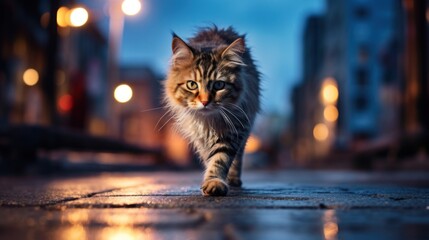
[114,84,133,103]
[23,68,39,86]
[324,105,339,122]
[121,0,142,16]
[56,6,70,27]
[69,7,88,27]
[313,123,329,141]
[321,77,338,105]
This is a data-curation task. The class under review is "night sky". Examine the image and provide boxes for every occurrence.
[113,0,325,115]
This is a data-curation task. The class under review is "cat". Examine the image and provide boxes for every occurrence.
[163,26,261,196]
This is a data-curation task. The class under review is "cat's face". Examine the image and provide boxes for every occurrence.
[165,36,246,114]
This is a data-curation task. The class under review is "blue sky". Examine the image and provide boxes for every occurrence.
[117,0,325,115]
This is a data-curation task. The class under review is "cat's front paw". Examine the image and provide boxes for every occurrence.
[201,178,229,196]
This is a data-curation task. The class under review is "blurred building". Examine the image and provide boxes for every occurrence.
[324,0,404,146]
[292,0,406,163]
[60,18,109,132]
[403,0,429,134]
[0,0,50,125]
[115,66,191,166]
[115,66,163,148]
[0,0,110,130]
[291,15,326,161]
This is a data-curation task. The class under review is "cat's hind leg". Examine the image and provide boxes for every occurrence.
[227,146,244,187]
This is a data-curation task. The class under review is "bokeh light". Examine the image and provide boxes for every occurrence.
[114,84,133,103]
[57,7,70,27]
[23,68,39,86]
[324,105,339,122]
[245,134,262,154]
[69,7,88,27]
[313,123,329,141]
[121,0,142,16]
[321,78,339,104]
[58,94,73,113]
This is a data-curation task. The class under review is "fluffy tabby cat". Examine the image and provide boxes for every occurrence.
[163,26,261,196]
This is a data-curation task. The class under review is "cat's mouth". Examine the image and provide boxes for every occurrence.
[197,106,215,113]
[190,104,219,115]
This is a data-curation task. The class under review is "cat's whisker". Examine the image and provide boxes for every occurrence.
[139,106,165,113]
[220,106,245,129]
[225,103,250,124]
[220,109,238,138]
[157,115,175,132]
[154,109,172,131]
[219,110,231,134]
[225,103,251,124]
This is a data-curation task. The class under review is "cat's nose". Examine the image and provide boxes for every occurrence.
[201,101,209,107]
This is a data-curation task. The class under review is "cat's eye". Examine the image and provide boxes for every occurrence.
[186,80,198,90]
[213,81,225,90]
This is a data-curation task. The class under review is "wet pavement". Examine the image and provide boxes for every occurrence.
[0,170,428,240]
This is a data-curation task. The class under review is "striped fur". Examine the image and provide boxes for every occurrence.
[164,27,261,196]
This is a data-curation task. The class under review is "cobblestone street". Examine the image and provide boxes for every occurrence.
[0,170,428,239]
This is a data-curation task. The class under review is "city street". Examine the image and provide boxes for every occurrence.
[0,170,428,240]
[1,0,429,239]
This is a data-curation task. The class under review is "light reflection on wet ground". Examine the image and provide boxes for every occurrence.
[0,171,428,239]
[323,210,338,240]
[1,208,428,240]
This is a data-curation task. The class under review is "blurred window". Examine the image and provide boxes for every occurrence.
[358,44,370,63]
[354,95,368,111]
[355,6,370,19]
[356,67,369,86]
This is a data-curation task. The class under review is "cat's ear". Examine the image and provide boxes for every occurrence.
[172,35,194,68]
[220,38,246,67]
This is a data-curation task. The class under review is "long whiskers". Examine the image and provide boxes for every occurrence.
[154,109,172,131]
[140,106,165,113]
[219,109,238,138]
[225,103,251,125]
[157,114,175,132]
[220,106,246,129]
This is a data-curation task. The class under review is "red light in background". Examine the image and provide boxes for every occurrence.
[58,94,73,113]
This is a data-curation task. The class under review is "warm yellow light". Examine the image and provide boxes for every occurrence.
[324,105,339,122]
[57,7,70,27]
[23,68,39,86]
[245,134,262,154]
[322,85,338,104]
[323,210,338,240]
[69,7,88,27]
[114,84,133,103]
[61,225,87,240]
[121,0,141,16]
[100,226,145,240]
[321,77,339,104]
[313,123,329,141]
[324,222,339,239]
